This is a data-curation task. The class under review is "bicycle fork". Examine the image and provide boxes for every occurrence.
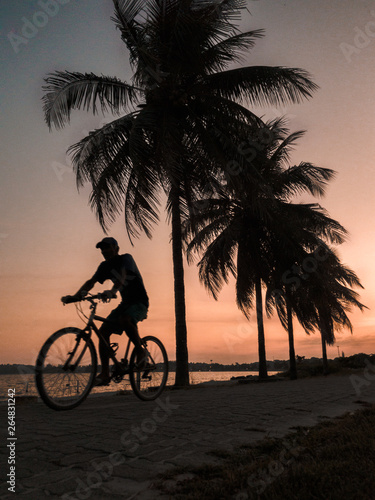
[63,332,89,372]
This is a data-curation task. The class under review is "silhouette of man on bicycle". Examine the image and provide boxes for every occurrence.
[62,237,149,386]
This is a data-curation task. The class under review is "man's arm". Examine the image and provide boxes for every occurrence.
[99,267,126,300]
[62,277,97,303]
[74,278,97,299]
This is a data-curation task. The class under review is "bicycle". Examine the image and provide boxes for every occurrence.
[35,293,169,411]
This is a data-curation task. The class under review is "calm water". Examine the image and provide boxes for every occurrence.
[0,371,280,400]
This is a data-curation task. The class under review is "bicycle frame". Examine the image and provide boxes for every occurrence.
[80,296,133,373]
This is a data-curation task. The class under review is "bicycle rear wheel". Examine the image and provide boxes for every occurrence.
[35,327,97,411]
[129,336,168,401]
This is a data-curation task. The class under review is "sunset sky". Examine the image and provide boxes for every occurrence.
[1,0,375,367]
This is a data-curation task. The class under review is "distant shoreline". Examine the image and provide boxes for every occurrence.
[0,363,281,374]
[0,356,352,374]
[1,352,374,375]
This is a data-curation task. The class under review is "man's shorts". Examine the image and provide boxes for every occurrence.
[107,302,148,332]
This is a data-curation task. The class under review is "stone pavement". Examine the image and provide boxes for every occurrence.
[1,373,375,500]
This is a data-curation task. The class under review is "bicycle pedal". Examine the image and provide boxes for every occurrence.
[119,363,129,375]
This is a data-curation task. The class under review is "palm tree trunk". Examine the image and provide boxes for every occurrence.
[286,298,297,380]
[170,184,190,387]
[318,314,329,375]
[321,333,329,375]
[255,275,268,379]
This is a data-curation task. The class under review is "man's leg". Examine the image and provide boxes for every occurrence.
[97,324,112,382]
[120,315,146,363]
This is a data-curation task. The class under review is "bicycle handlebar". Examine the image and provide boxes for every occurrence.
[61,295,79,304]
[61,293,117,305]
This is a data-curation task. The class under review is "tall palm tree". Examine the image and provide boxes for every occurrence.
[42,0,318,386]
[184,120,337,379]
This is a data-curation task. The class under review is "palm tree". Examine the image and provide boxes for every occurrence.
[42,0,318,386]
[184,119,338,379]
[265,207,347,379]
[291,249,367,374]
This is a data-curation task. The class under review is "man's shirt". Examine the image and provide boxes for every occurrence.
[92,254,149,307]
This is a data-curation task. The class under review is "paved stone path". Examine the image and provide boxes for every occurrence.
[1,373,375,500]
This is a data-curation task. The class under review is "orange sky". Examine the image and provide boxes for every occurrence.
[1,0,375,365]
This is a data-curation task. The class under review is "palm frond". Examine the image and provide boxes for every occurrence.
[190,0,247,40]
[205,66,319,106]
[186,212,235,264]
[196,223,238,299]
[123,167,161,242]
[268,130,306,167]
[276,163,335,199]
[68,114,135,187]
[275,202,348,246]
[111,0,149,69]
[235,242,257,318]
[43,71,139,129]
[202,30,265,73]
[68,110,161,236]
[266,289,288,327]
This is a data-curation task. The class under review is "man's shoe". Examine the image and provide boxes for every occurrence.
[93,375,111,387]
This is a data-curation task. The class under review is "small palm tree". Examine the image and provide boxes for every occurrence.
[42,0,318,386]
[265,206,347,379]
[291,249,367,374]
[185,120,337,379]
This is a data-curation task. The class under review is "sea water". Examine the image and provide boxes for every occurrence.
[0,370,281,400]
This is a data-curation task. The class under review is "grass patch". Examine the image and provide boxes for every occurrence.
[155,405,375,499]
[281,360,344,379]
[281,353,375,380]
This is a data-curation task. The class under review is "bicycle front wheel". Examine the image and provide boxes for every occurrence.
[35,327,97,411]
[129,336,168,401]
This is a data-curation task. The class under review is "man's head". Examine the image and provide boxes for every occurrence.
[96,237,119,261]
